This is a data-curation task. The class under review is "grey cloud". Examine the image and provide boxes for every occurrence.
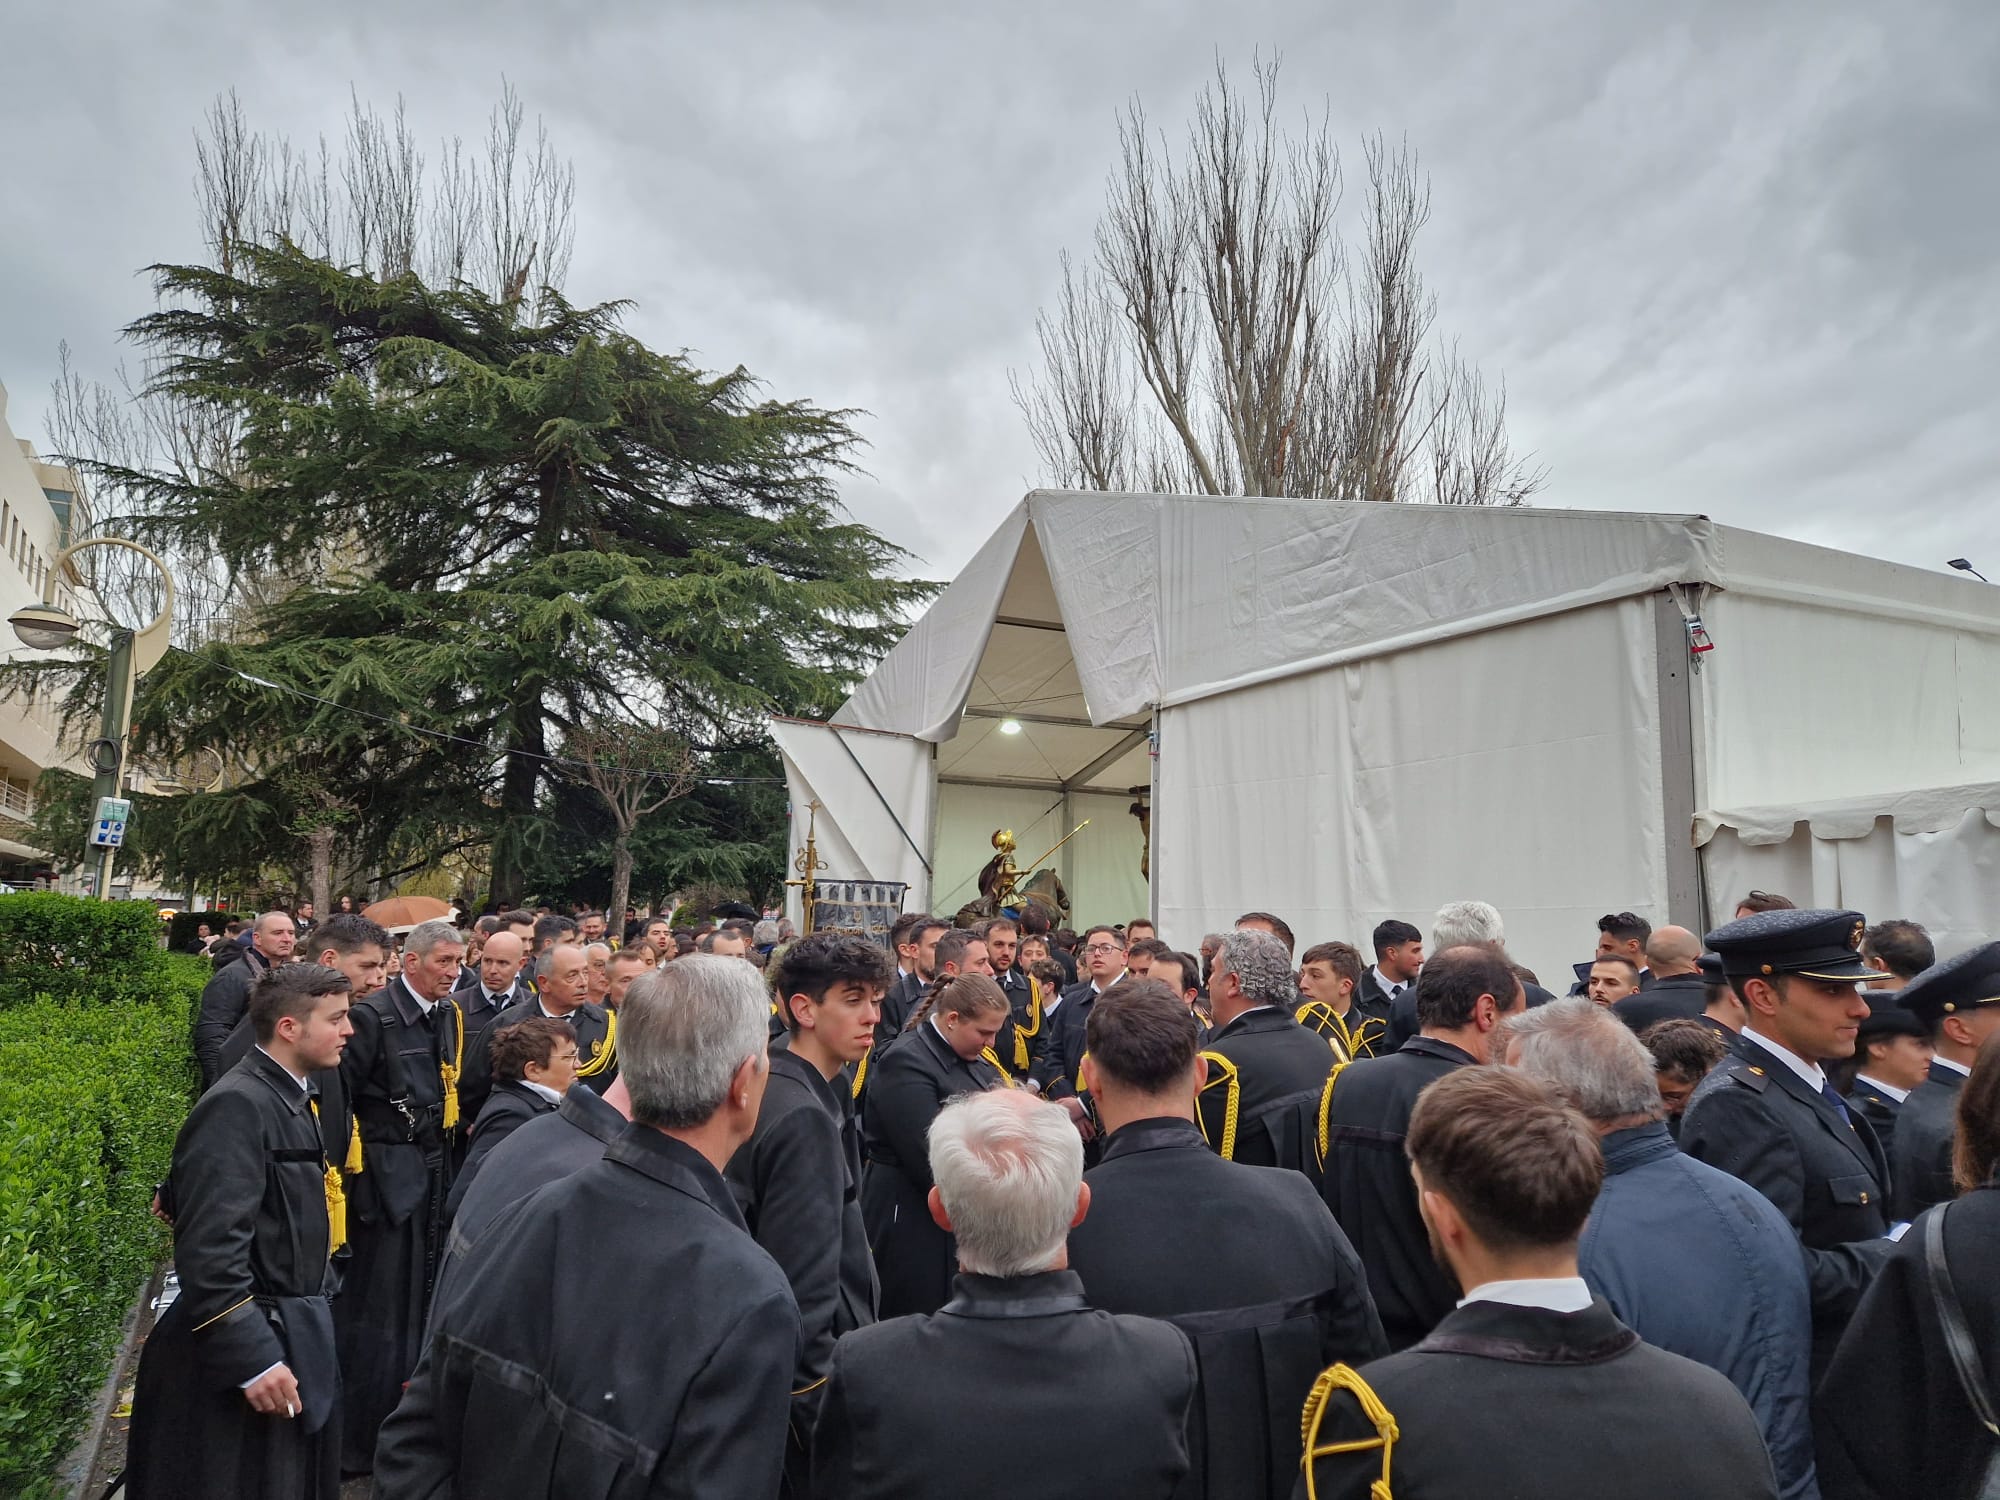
[3,0,1998,588]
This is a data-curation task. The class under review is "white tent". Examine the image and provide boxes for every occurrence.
[775,491,2000,979]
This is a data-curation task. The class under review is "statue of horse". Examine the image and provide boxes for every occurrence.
[954,866,1070,930]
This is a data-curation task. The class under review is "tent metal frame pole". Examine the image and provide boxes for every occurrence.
[1653,591,1703,931]
[1059,726,1151,790]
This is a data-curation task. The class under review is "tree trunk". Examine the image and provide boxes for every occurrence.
[608,832,634,946]
[307,824,335,918]
[489,692,545,908]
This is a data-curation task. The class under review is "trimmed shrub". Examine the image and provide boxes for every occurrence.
[0,897,201,1496]
[0,895,168,1010]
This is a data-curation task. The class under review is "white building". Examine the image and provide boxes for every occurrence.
[0,381,94,888]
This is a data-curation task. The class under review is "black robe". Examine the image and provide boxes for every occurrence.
[1815,1183,2000,1500]
[1889,1060,1966,1221]
[1197,1005,1338,1175]
[442,1083,624,1264]
[860,1022,1004,1317]
[373,1124,800,1499]
[461,995,617,1105]
[1295,1299,1776,1500]
[1069,1116,1386,1498]
[334,977,461,1473]
[127,1049,340,1500]
[1317,1037,1476,1350]
[453,1080,559,1205]
[725,1046,877,1492]
[814,1270,1196,1500]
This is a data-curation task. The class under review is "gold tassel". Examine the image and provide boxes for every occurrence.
[323,1164,348,1254]
[1013,978,1043,1072]
[574,1010,618,1078]
[438,1000,465,1131]
[344,1116,363,1176]
[851,1049,870,1100]
[1299,1363,1399,1500]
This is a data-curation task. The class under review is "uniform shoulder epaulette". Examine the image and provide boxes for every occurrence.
[1299,1362,1398,1500]
[1720,1058,1771,1093]
[1315,1059,1357,1169]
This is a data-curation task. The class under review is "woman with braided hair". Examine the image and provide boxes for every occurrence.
[862,972,1011,1316]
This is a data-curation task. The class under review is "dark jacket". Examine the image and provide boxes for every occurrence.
[1033,978,1104,1098]
[450,979,530,1122]
[1610,971,1709,1033]
[1842,1077,1903,1168]
[128,1048,340,1500]
[1680,1033,1895,1375]
[1295,1299,1777,1500]
[453,1082,558,1207]
[992,966,1040,1077]
[1888,1060,1966,1221]
[193,946,273,1089]
[374,1125,800,1500]
[1318,1036,1476,1350]
[879,970,925,1037]
[724,1047,877,1441]
[861,1022,1004,1317]
[814,1270,1196,1500]
[1383,977,1553,1052]
[1197,1005,1337,1174]
[1579,1122,1817,1500]
[443,1083,625,1263]
[1817,1185,2000,1500]
[1070,1117,1386,1499]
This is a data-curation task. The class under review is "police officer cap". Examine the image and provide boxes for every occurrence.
[1893,940,2000,1032]
[1696,952,1725,985]
[1857,988,1928,1041]
[1703,908,1875,983]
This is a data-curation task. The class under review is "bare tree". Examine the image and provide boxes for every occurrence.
[1015,56,1545,506]
[566,721,701,935]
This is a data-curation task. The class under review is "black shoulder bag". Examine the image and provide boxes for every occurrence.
[1923,1202,2000,1499]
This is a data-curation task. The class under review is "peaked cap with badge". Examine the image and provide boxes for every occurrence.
[1704,907,1876,984]
[1892,939,2000,1032]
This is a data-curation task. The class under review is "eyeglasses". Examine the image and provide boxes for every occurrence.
[1083,943,1125,956]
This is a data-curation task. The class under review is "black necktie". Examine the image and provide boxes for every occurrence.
[1821,1078,1852,1126]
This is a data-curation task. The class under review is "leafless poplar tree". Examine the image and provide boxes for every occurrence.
[1013,56,1545,506]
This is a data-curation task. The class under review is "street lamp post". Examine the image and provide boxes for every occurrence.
[8,537,176,899]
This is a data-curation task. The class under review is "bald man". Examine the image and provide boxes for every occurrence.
[1611,925,1710,1034]
[456,930,532,1124]
[193,910,299,1088]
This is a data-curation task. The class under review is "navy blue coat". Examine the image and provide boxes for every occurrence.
[1579,1123,1817,1500]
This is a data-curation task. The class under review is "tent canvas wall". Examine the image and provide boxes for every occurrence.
[778,491,2000,981]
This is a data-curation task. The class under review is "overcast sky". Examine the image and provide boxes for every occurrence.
[4,0,1996,587]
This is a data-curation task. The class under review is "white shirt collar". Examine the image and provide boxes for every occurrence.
[1935,1055,1973,1079]
[1371,966,1407,997]
[1458,1276,1594,1313]
[1854,1074,1912,1104]
[1090,970,1127,996]
[521,1079,563,1104]
[1740,1027,1827,1092]
[254,1045,311,1095]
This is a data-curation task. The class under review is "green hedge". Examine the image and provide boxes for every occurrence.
[0,896,201,1497]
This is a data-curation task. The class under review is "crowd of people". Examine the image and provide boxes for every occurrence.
[123,888,2000,1499]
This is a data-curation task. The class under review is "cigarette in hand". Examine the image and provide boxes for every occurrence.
[285,1401,296,1419]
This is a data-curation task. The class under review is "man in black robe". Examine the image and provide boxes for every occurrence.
[1198,929,1338,1174]
[1068,979,1385,1499]
[128,963,355,1500]
[816,1087,1197,1500]
[1889,940,2000,1219]
[335,917,467,1474]
[726,931,892,1494]
[1318,946,1526,1350]
[460,942,616,1106]
[374,955,800,1499]
[1297,1068,1776,1500]
[441,1075,629,1253]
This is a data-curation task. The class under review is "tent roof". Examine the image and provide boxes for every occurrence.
[833,490,2000,791]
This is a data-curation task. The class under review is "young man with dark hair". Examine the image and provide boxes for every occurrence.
[1300,1068,1774,1500]
[1887,941,2000,1220]
[1297,941,1386,1060]
[978,917,1038,1075]
[726,931,894,1495]
[129,964,355,1500]
[1859,918,1933,988]
[1068,980,1384,1500]
[1358,920,1423,1020]
[1318,946,1526,1350]
[1123,936,1170,978]
[883,916,948,1036]
[1149,950,1206,1020]
[1586,954,1643,1007]
[1734,890,1796,919]
[1034,924,1127,1111]
[1017,902,1077,985]
[1124,918,1158,946]
[1568,911,1655,996]
[1234,910,1295,958]
[1679,909,1895,1377]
